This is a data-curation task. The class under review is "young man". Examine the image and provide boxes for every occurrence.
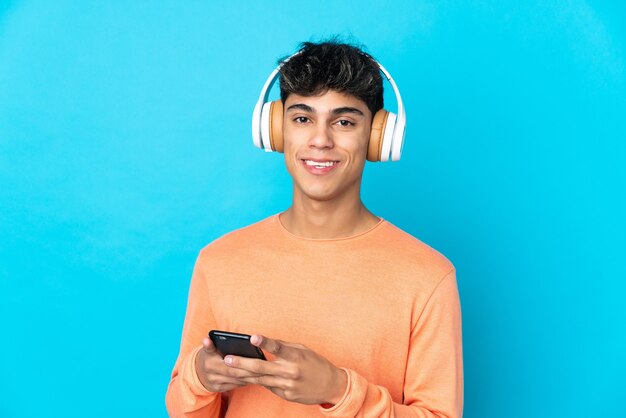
[166,41,463,417]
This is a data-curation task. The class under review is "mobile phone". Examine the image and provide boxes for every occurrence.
[208,330,266,360]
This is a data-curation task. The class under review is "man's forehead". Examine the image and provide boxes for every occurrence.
[284,90,369,114]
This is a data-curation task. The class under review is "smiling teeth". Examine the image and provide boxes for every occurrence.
[304,160,337,168]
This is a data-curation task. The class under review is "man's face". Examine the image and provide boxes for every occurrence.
[282,90,372,203]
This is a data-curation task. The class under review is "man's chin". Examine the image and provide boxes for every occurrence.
[295,187,340,203]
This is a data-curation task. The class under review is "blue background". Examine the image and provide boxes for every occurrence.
[1,1,625,417]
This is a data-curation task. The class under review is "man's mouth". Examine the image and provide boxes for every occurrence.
[303,159,339,169]
[300,159,340,174]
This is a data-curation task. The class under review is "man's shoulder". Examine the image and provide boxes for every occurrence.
[377,220,455,279]
[197,215,277,258]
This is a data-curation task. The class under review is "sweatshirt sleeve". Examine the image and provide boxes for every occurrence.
[320,271,464,418]
[165,252,223,417]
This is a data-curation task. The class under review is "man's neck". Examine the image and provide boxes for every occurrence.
[280,191,380,240]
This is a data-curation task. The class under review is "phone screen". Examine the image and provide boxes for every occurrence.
[209,330,266,360]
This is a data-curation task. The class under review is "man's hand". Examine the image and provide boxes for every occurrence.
[223,335,348,405]
[195,337,260,393]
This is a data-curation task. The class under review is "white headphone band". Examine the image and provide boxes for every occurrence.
[252,51,406,161]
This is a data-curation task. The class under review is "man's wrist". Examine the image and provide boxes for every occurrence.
[324,367,348,406]
[193,346,213,393]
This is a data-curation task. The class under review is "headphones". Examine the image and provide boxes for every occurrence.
[251,52,406,162]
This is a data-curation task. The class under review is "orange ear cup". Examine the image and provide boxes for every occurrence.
[368,109,389,162]
[269,100,284,152]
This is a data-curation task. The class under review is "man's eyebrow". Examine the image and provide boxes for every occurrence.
[286,103,314,113]
[285,104,365,117]
[331,107,364,116]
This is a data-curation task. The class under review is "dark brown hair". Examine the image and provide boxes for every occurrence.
[279,39,384,118]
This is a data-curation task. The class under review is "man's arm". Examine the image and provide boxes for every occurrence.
[165,253,224,418]
[323,271,463,417]
[225,270,463,417]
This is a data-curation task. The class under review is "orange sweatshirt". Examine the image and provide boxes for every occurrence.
[166,215,463,417]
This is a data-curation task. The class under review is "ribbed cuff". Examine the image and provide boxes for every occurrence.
[185,345,218,396]
[319,368,366,417]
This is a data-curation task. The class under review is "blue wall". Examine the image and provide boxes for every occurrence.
[1,1,624,417]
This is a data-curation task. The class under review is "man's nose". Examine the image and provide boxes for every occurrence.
[308,123,334,149]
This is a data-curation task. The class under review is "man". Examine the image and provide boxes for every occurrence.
[166,40,463,417]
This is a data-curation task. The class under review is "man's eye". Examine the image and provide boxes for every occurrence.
[336,120,354,127]
[294,116,310,123]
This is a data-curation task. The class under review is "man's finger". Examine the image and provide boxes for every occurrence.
[223,364,265,379]
[202,374,249,392]
[210,375,248,386]
[224,355,293,378]
[238,374,287,390]
[202,337,216,354]
[251,335,292,359]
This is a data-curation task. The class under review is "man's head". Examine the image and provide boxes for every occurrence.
[277,41,385,204]
[278,40,384,119]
